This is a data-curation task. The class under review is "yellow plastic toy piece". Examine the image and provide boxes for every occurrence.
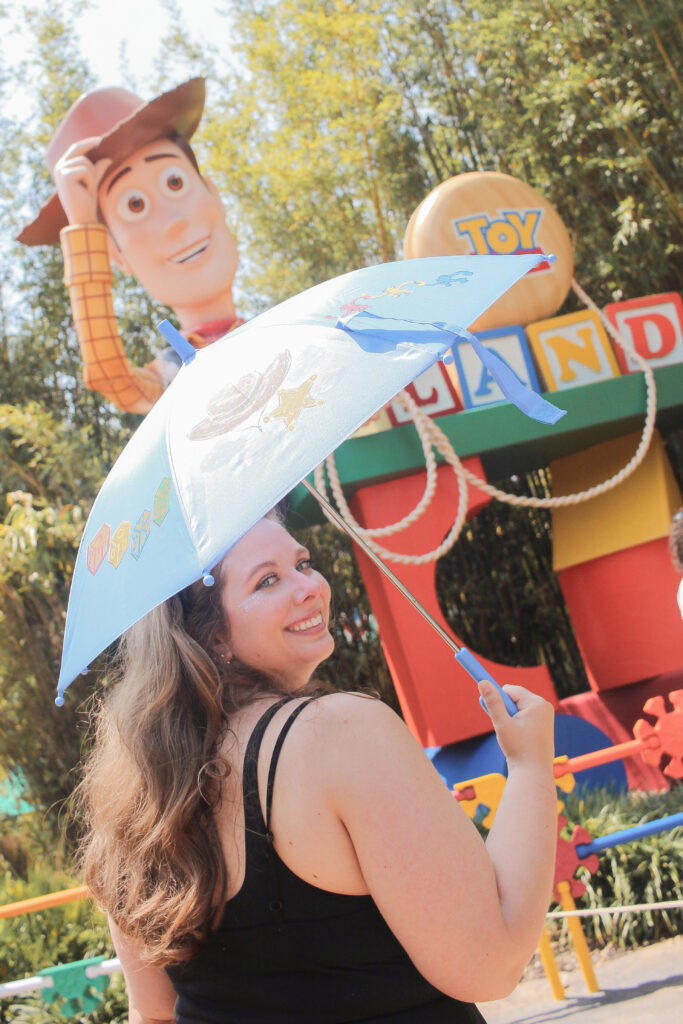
[537,929,566,1001]
[553,755,576,794]
[556,880,600,993]
[453,772,506,829]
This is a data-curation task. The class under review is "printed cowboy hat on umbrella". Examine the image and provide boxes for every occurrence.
[56,253,565,709]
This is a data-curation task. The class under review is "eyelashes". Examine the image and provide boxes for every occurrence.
[254,559,313,591]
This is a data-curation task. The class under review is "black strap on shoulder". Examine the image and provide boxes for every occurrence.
[265,697,317,831]
[263,697,318,922]
[242,697,292,833]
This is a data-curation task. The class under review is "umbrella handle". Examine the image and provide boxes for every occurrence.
[454,648,519,717]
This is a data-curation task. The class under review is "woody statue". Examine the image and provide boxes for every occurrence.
[18,78,243,414]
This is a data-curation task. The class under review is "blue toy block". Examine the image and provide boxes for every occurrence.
[450,325,541,409]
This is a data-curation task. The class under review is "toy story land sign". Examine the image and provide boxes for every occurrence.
[403,171,575,331]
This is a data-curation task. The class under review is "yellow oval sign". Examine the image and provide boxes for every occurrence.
[403,171,574,330]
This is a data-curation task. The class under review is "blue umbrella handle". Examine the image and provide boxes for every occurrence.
[454,648,519,717]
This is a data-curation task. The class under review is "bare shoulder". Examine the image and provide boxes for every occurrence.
[296,690,434,792]
[297,690,407,747]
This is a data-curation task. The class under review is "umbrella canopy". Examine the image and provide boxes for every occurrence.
[57,254,562,703]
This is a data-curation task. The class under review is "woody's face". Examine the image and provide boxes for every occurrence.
[97,138,238,319]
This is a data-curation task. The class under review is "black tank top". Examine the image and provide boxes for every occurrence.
[167,697,487,1023]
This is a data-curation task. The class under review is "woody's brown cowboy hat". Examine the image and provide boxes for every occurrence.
[18,77,205,246]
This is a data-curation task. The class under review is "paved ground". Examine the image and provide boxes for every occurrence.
[478,935,683,1023]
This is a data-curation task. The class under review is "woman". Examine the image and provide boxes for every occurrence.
[77,510,557,1023]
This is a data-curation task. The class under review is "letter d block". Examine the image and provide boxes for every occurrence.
[605,293,683,373]
[526,310,621,391]
[450,326,541,409]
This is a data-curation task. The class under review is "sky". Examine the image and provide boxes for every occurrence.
[75,0,229,87]
[5,0,232,106]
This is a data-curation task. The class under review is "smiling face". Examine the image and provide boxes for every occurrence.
[216,519,334,692]
[97,138,238,325]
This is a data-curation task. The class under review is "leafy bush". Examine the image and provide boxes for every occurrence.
[0,815,126,1023]
[550,785,683,950]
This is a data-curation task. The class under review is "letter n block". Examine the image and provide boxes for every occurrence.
[526,310,621,391]
[605,293,683,373]
[450,326,541,409]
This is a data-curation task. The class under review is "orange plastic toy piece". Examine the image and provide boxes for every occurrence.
[633,690,683,779]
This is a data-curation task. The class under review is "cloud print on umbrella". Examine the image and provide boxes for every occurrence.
[57,253,565,704]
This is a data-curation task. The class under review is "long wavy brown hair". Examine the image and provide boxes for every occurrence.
[74,523,287,966]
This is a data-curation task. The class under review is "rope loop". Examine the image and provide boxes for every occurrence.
[318,280,657,561]
[315,391,469,564]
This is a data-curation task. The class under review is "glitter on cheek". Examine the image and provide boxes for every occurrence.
[237,592,261,613]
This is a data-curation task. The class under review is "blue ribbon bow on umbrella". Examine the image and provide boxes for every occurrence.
[57,254,564,709]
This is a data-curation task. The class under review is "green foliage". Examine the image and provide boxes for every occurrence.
[0,4,161,816]
[200,0,429,311]
[208,0,681,309]
[0,813,125,1022]
[553,785,683,950]
[0,402,119,813]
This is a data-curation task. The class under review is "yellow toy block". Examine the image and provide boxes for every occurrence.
[551,429,682,570]
[526,309,621,391]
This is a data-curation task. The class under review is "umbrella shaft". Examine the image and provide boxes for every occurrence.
[300,478,460,655]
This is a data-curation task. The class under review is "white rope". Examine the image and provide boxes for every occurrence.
[318,280,658,561]
[315,390,469,564]
[546,899,683,920]
[314,389,440,539]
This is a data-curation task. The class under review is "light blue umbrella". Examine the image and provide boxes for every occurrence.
[57,254,564,705]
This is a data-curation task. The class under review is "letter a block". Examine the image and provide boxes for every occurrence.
[450,326,542,409]
[604,293,683,373]
[526,310,621,391]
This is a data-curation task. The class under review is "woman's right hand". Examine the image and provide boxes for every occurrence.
[478,681,555,770]
[54,137,112,225]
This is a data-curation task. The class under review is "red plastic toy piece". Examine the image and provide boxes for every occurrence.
[633,690,683,779]
[553,816,599,901]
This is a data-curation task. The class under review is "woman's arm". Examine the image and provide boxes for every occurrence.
[314,683,556,1003]
[480,681,557,971]
[108,916,177,1024]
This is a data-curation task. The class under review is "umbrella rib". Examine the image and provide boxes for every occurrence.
[300,478,460,655]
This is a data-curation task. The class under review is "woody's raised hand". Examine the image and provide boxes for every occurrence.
[54,137,112,226]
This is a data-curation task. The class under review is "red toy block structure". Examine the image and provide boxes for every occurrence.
[557,537,683,692]
[605,293,683,373]
[349,460,559,747]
